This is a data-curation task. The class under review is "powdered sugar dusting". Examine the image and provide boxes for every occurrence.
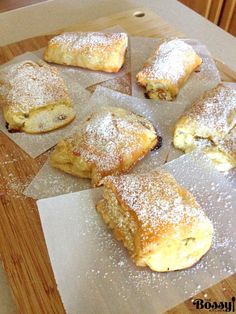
[187,84,236,141]
[70,107,156,172]
[138,39,200,83]
[131,37,220,106]
[87,73,131,95]
[50,32,128,53]
[218,126,236,157]
[0,60,68,113]
[104,169,207,230]
[37,152,236,313]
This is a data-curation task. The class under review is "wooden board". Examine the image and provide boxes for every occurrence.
[0,7,235,314]
[0,0,47,13]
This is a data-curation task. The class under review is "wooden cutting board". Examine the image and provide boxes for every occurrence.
[0,7,235,314]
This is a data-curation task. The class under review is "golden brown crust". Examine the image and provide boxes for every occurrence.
[44,32,128,73]
[173,84,236,171]
[97,170,213,271]
[136,39,202,101]
[0,60,75,133]
[50,106,159,186]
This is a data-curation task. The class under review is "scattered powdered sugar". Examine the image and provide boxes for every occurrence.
[0,60,68,113]
[37,152,236,313]
[138,39,199,83]
[87,73,131,95]
[0,151,42,199]
[49,32,128,53]
[186,83,236,141]
[70,106,156,172]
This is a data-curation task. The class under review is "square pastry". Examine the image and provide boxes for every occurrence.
[173,84,236,171]
[0,60,75,134]
[50,106,160,186]
[97,169,213,272]
[44,32,128,73]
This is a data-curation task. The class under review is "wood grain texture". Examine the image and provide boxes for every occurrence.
[228,4,236,36]
[0,8,235,314]
[208,0,225,24]
[178,0,236,36]
[220,0,236,33]
[179,0,213,17]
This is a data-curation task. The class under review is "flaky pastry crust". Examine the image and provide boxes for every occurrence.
[96,169,213,271]
[44,32,128,73]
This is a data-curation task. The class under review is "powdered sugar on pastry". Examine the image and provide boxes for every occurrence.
[140,39,199,83]
[49,32,128,53]
[103,169,206,230]
[70,107,156,172]
[187,84,236,140]
[217,127,236,158]
[0,60,68,113]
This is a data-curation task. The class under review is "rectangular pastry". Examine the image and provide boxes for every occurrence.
[96,169,213,271]
[50,106,161,186]
[136,39,202,101]
[0,60,75,134]
[44,32,128,73]
[173,84,236,171]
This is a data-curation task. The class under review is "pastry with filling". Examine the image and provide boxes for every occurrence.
[205,126,236,172]
[0,60,75,134]
[50,106,160,186]
[136,39,202,101]
[44,32,128,73]
[173,84,236,171]
[96,169,214,271]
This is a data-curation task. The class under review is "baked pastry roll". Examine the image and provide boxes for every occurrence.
[136,39,202,101]
[173,84,236,171]
[50,107,160,186]
[204,127,236,172]
[44,32,128,73]
[0,60,75,134]
[96,169,213,272]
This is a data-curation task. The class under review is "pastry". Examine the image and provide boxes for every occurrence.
[50,106,160,186]
[173,84,236,171]
[44,32,128,73]
[0,60,75,134]
[136,39,202,100]
[204,127,236,172]
[96,169,213,272]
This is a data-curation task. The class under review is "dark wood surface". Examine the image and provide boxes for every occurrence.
[179,0,236,36]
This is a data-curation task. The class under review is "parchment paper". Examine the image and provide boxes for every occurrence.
[0,53,91,158]
[34,25,130,89]
[0,52,42,69]
[130,37,221,106]
[37,151,236,314]
[24,86,186,199]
